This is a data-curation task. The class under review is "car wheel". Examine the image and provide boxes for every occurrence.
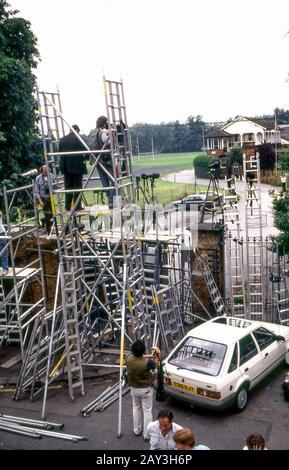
[233,386,248,412]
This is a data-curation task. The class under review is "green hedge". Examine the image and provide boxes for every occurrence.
[193,155,220,178]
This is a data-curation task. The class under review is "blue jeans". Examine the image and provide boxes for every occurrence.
[0,237,9,270]
[98,162,115,205]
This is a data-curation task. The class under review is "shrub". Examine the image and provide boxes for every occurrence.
[193,155,220,178]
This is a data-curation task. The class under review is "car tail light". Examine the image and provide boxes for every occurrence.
[164,376,172,386]
[197,387,221,399]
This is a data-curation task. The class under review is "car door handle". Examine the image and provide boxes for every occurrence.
[244,368,249,372]
[265,353,269,357]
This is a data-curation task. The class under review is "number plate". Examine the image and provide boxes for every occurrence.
[171,381,196,394]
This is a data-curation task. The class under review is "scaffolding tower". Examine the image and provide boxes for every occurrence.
[0,182,46,359]
[14,78,153,407]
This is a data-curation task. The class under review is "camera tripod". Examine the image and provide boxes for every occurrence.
[135,173,160,205]
[199,168,224,224]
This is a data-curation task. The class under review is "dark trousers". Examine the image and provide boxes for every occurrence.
[64,173,83,211]
[42,198,53,234]
[98,163,115,206]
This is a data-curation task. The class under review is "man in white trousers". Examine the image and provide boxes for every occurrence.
[126,340,160,438]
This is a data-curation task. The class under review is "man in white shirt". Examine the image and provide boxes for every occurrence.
[0,210,9,275]
[144,409,182,450]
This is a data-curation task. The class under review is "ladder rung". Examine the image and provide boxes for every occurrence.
[68,334,78,341]
[71,381,83,389]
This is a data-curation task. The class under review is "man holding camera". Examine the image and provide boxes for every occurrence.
[88,116,116,209]
[125,340,161,438]
[34,165,55,234]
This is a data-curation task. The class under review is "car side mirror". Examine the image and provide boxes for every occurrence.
[274,335,285,342]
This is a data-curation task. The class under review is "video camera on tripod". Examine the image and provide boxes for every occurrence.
[135,173,160,203]
[140,173,160,181]
[208,160,220,175]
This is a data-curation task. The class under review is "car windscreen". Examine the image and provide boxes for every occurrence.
[168,336,227,376]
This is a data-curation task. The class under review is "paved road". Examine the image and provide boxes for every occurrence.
[163,169,279,237]
[0,361,288,450]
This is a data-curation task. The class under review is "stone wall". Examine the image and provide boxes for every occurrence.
[14,238,58,311]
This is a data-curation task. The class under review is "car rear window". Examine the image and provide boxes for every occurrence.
[168,336,227,376]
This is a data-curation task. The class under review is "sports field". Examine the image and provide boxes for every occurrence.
[132,151,206,205]
[132,151,203,171]
[84,151,206,207]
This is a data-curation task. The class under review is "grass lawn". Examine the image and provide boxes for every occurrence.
[132,151,204,170]
[78,151,208,208]
[150,179,204,206]
[132,151,207,205]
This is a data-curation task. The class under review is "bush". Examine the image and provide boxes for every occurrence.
[193,155,220,178]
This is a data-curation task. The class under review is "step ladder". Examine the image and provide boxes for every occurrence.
[194,249,227,317]
[270,244,289,324]
[243,153,265,319]
[225,233,246,317]
[152,283,185,355]
[61,263,84,399]
[223,178,246,317]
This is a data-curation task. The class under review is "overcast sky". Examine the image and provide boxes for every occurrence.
[8,0,289,133]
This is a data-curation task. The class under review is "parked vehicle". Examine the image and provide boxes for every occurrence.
[198,191,223,207]
[163,316,289,412]
[170,194,207,211]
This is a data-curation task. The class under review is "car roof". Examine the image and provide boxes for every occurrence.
[184,194,205,199]
[185,317,279,346]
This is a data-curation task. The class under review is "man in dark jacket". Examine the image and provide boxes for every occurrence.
[59,125,87,211]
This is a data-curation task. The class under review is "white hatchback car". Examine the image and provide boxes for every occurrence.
[163,316,289,412]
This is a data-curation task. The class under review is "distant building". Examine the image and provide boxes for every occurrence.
[205,116,289,175]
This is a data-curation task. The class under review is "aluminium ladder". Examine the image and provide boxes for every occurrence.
[223,178,246,317]
[194,249,227,317]
[243,153,265,319]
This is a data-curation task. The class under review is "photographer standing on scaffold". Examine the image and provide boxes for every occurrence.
[125,340,161,438]
[88,116,116,209]
[34,165,55,235]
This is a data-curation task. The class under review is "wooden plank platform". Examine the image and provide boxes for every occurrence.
[0,267,38,279]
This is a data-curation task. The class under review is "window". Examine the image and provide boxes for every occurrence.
[252,327,276,351]
[228,343,238,373]
[168,336,227,376]
[239,334,258,365]
[213,317,252,329]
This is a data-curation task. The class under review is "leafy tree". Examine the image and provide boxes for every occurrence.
[170,120,189,153]
[274,108,289,124]
[272,194,289,255]
[226,148,243,177]
[280,150,289,173]
[186,115,205,151]
[256,143,275,171]
[0,0,41,194]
